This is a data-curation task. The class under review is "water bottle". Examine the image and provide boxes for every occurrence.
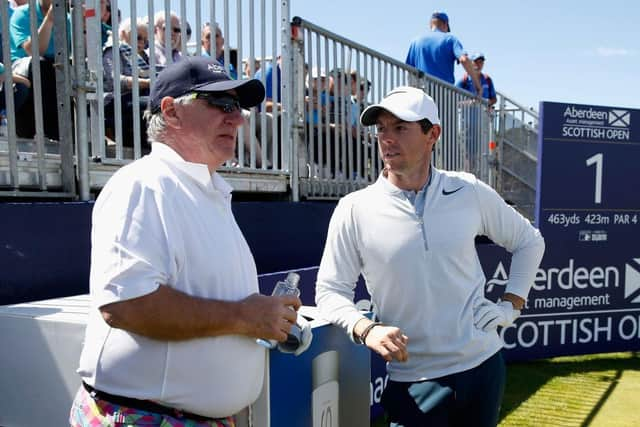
[256,272,302,350]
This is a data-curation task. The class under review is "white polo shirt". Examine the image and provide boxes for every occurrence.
[78,143,264,418]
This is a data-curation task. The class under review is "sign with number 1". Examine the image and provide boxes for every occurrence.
[498,101,640,360]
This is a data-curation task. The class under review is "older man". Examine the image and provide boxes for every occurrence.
[70,57,303,426]
[149,10,182,65]
[316,86,545,426]
[201,22,237,79]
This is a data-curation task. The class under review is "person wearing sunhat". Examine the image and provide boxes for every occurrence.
[406,11,483,98]
[456,52,497,107]
[70,56,311,426]
[316,86,544,426]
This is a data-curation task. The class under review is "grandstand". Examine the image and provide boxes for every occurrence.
[0,0,538,219]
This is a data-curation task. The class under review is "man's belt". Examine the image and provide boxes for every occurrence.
[83,381,219,423]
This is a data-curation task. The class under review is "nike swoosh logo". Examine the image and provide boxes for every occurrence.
[442,186,464,196]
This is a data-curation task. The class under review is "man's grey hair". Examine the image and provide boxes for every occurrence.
[144,93,195,142]
[118,17,147,43]
[153,10,180,28]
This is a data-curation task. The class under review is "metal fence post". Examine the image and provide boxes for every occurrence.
[280,0,297,199]
[54,0,76,196]
[0,0,18,189]
[73,0,89,200]
[290,18,308,202]
[496,95,508,194]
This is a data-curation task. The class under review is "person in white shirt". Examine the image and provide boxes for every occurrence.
[315,86,545,426]
[70,56,309,426]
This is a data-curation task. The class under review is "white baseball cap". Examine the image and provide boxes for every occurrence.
[360,86,441,126]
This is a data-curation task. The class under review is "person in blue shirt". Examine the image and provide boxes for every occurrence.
[456,52,497,173]
[200,22,237,79]
[9,0,69,139]
[254,56,281,112]
[100,0,112,48]
[456,53,497,107]
[406,12,482,95]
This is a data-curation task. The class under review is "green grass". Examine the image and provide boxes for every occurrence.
[499,352,640,427]
[372,352,640,427]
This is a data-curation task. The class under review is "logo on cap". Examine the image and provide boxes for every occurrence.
[208,63,225,73]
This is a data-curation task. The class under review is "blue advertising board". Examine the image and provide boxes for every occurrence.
[266,320,371,427]
[494,101,640,359]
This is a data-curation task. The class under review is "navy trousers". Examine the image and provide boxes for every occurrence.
[381,351,506,427]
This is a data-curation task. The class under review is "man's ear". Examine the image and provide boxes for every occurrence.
[430,124,442,141]
[161,97,181,129]
[428,124,441,152]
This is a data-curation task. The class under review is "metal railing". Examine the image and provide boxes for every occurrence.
[494,92,539,219]
[0,0,536,217]
[80,0,290,200]
[0,0,75,198]
[289,17,494,200]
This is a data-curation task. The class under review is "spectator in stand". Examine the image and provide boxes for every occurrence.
[201,23,271,167]
[406,11,482,96]
[201,22,237,79]
[69,56,310,426]
[0,61,30,116]
[148,10,182,66]
[348,70,378,177]
[1,1,31,121]
[100,0,111,47]
[456,52,497,107]
[0,1,14,61]
[455,52,496,173]
[348,70,371,127]
[254,55,281,112]
[306,67,329,126]
[243,57,260,78]
[316,86,545,427]
[9,0,70,140]
[305,67,331,177]
[102,17,151,149]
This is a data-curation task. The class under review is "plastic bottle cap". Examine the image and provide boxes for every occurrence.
[286,272,301,288]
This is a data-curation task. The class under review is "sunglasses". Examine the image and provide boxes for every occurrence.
[160,26,182,34]
[193,93,241,113]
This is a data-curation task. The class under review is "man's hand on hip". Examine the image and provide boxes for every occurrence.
[473,298,520,332]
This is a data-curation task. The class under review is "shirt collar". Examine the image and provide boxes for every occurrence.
[150,142,233,195]
[376,167,435,196]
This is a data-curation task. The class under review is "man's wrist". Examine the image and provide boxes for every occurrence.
[501,292,525,310]
[358,321,383,345]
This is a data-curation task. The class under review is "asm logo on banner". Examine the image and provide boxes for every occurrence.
[608,109,630,127]
[625,258,640,303]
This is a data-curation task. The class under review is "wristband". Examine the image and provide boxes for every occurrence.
[358,321,382,345]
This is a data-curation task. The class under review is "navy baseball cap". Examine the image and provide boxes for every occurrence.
[148,56,265,113]
[431,11,450,32]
